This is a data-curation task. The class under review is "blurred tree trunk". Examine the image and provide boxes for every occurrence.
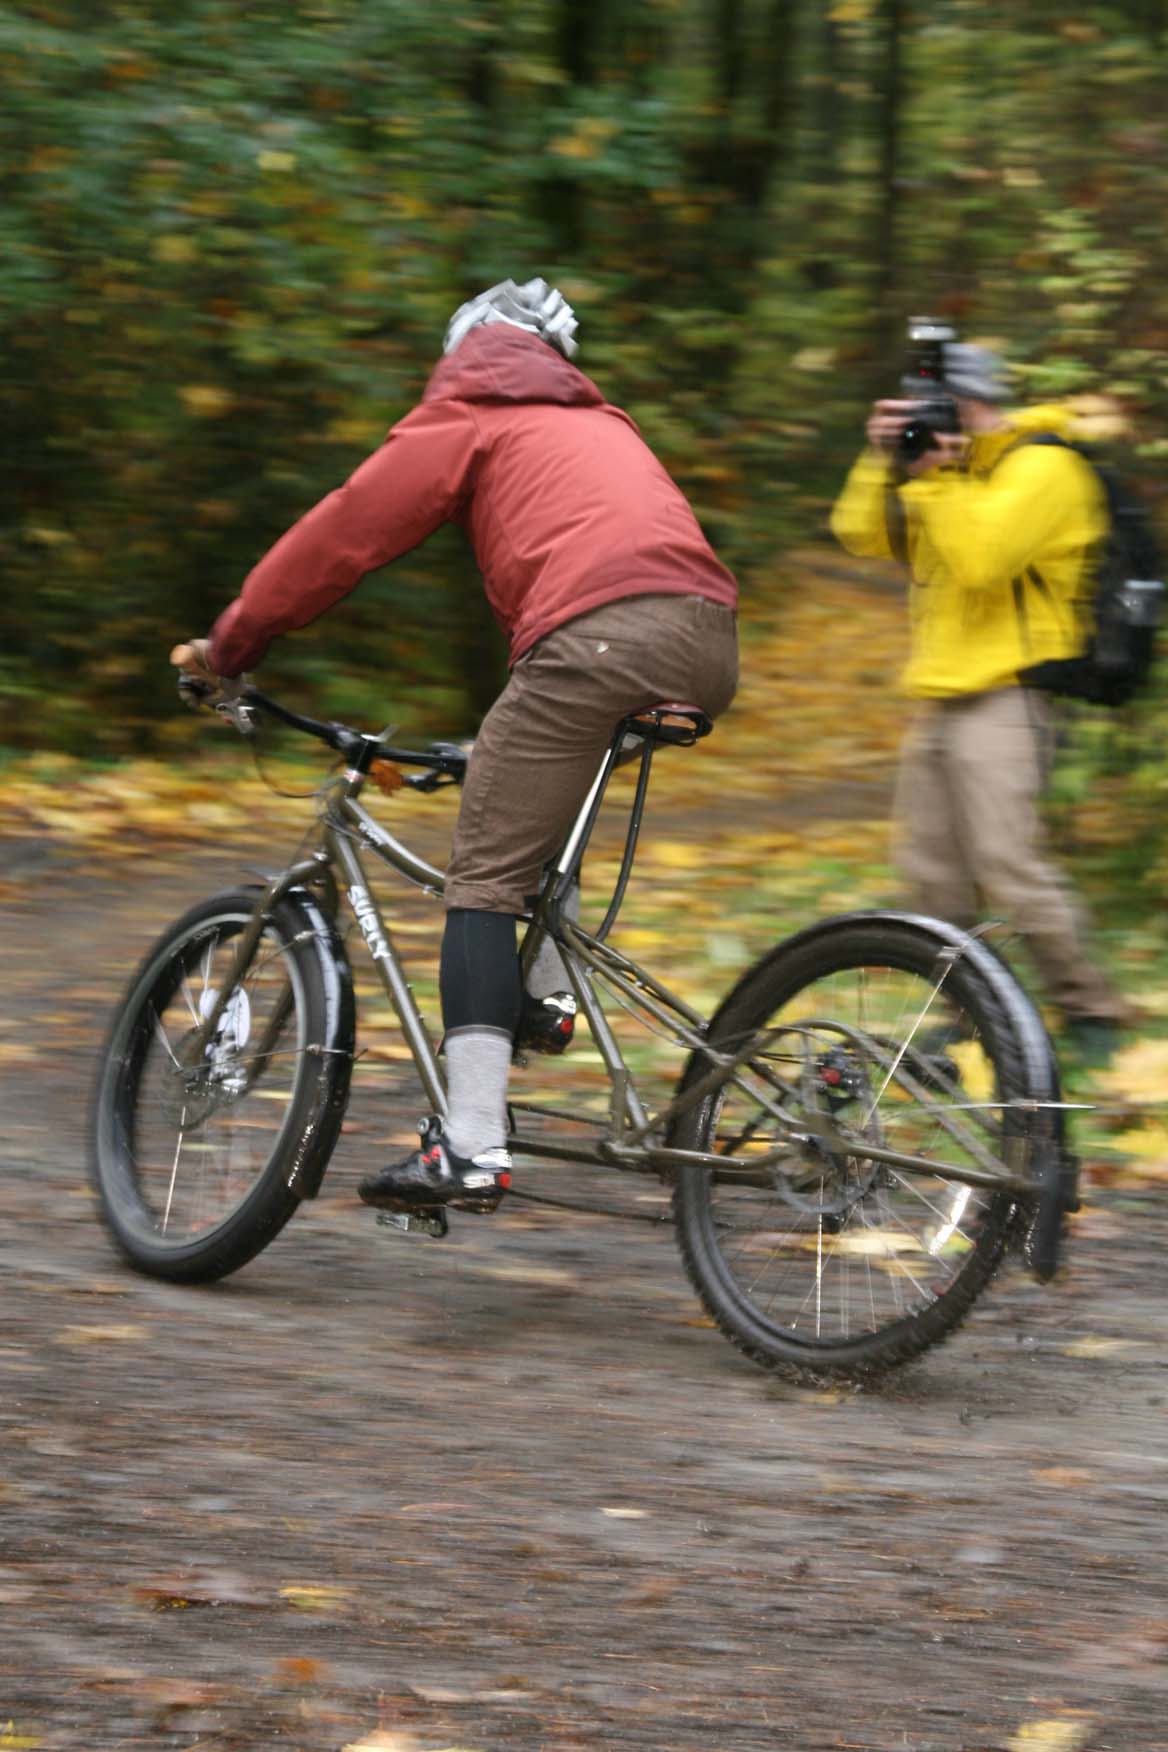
[669,0,797,329]
[810,8,843,187]
[872,0,904,349]
[540,0,609,258]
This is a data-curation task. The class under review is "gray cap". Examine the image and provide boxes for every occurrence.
[941,342,1010,404]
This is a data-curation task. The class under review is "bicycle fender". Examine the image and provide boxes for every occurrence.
[274,884,356,1199]
[704,909,1072,1279]
[853,910,1062,1108]
[721,908,1062,1102]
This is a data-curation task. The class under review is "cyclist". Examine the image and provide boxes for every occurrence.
[174,278,739,1215]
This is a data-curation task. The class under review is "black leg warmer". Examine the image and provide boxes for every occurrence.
[440,908,522,1036]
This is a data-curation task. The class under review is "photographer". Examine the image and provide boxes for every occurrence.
[830,333,1130,1061]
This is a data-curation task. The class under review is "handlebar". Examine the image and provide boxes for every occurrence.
[182,673,469,788]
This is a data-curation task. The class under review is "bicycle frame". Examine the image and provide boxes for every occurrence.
[194,717,1041,1201]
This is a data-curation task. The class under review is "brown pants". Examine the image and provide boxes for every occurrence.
[892,687,1122,1021]
[446,594,739,914]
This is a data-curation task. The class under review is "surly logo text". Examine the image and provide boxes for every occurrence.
[348,885,390,960]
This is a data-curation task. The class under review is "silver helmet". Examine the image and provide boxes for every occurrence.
[442,277,579,359]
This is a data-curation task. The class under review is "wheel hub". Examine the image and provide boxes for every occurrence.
[156,989,252,1126]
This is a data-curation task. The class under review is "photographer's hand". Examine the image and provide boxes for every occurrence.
[866,400,918,453]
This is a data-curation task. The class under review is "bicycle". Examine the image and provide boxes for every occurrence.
[90,681,1079,1382]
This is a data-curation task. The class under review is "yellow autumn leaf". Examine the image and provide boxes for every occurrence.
[179,384,235,418]
[1063,1335,1137,1358]
[0,1727,43,1751]
[257,149,296,172]
[1094,1037,1168,1102]
[278,1582,349,1611]
[54,1323,148,1345]
[1006,1717,1093,1752]
[947,1039,996,1102]
[342,1736,420,1752]
[649,840,707,870]
[152,234,196,264]
[1111,1125,1168,1166]
[547,131,600,161]
[328,416,385,446]
[834,1229,921,1256]
[791,347,837,372]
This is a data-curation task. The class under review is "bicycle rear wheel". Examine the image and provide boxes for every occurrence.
[91,886,353,1283]
[671,913,1063,1381]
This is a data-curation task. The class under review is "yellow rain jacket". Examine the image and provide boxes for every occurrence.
[830,403,1108,698]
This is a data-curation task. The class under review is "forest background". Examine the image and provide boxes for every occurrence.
[4,0,1168,937]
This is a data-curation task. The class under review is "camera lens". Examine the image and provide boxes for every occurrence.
[898,420,932,462]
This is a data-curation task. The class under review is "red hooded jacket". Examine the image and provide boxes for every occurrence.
[207,325,738,677]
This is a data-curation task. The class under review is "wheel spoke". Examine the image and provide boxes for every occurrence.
[107,907,309,1248]
[679,929,1036,1375]
[162,1106,186,1234]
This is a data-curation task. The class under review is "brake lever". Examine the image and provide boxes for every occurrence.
[177,673,216,711]
[177,665,256,734]
[406,769,459,793]
[212,673,258,736]
[214,696,259,736]
[406,740,471,791]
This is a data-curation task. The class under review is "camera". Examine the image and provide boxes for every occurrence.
[898,316,961,463]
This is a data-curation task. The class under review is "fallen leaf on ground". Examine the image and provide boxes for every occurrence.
[54,1323,148,1345]
[272,1656,331,1686]
[1062,1336,1138,1358]
[279,1582,350,1612]
[1095,1038,1168,1103]
[342,1735,419,1752]
[1006,1716,1094,1752]
[0,1727,42,1751]
[408,1684,531,1703]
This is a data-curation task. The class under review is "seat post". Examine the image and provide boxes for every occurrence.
[592,735,654,943]
[518,728,627,987]
[520,703,710,976]
[550,728,629,905]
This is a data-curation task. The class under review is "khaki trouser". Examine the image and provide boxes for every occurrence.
[892,687,1122,1022]
[446,594,739,915]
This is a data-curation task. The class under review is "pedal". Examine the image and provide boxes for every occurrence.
[375,1208,449,1239]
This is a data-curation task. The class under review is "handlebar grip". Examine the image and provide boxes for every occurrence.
[177,672,217,710]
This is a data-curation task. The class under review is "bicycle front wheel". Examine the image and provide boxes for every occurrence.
[91,885,353,1283]
[671,914,1060,1381]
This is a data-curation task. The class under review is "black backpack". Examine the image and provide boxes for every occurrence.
[1016,434,1163,707]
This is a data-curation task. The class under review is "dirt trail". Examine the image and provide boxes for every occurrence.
[3,823,1168,1752]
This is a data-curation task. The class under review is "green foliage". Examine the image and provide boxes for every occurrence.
[4,0,1168,758]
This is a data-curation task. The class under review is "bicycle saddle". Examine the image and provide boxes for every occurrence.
[624,703,713,747]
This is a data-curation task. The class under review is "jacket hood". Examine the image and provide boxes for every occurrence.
[1004,401,1076,439]
[423,323,607,409]
[968,401,1075,474]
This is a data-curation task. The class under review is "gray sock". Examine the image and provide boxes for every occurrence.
[444,1025,512,1158]
[526,881,581,1000]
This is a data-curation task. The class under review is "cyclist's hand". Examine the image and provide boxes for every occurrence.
[170,638,223,707]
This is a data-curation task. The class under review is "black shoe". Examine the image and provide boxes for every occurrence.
[516,990,577,1056]
[358,1118,512,1214]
